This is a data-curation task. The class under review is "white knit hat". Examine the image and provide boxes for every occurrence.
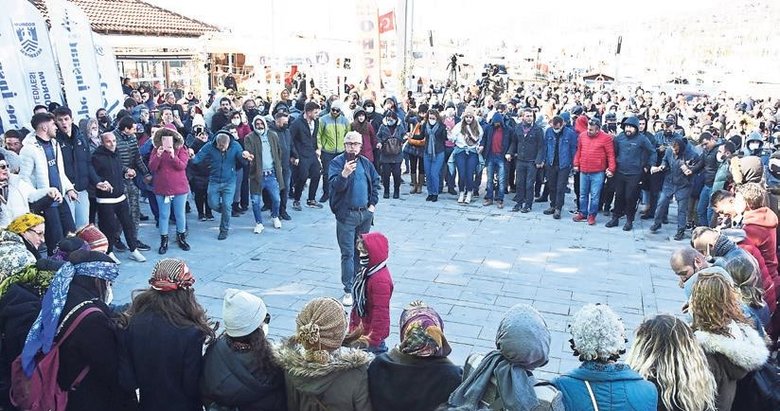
[223,289,268,337]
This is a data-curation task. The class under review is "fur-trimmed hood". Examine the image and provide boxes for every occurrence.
[695,321,768,372]
[152,128,185,149]
[274,339,372,395]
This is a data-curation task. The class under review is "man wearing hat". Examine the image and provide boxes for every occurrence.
[317,100,351,203]
[268,105,296,221]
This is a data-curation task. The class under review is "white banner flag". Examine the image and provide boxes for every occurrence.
[92,34,124,118]
[0,7,34,130]
[7,0,64,111]
[47,0,103,122]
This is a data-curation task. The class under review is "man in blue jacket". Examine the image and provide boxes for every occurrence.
[191,131,253,240]
[542,116,578,219]
[650,136,698,240]
[328,131,381,306]
[605,116,656,231]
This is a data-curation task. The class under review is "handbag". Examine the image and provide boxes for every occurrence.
[407,123,426,147]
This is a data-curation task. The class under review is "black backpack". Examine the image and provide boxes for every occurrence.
[382,137,402,156]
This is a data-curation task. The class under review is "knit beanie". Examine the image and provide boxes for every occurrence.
[76,224,109,253]
[223,289,268,337]
[295,297,347,363]
[7,213,45,235]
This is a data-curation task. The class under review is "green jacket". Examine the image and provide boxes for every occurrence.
[317,114,351,153]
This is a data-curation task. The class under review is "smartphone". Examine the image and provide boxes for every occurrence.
[173,109,180,118]
[346,152,357,162]
[162,135,174,150]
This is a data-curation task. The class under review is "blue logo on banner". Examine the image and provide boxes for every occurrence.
[15,23,42,58]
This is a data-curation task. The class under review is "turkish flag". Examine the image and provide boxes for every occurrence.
[378,11,395,34]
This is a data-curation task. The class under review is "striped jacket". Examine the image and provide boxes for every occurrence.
[112,129,150,176]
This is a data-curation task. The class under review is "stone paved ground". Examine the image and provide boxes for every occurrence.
[112,183,687,380]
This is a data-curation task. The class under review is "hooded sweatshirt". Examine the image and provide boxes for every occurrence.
[275,343,373,411]
[349,232,393,347]
[742,207,779,288]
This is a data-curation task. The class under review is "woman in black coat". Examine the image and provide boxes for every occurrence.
[420,109,449,201]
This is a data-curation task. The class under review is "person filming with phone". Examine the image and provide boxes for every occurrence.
[327,131,381,306]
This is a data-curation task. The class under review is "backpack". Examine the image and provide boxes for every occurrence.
[10,303,100,411]
[382,136,402,156]
[732,357,780,411]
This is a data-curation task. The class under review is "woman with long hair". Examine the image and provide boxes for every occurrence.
[200,289,286,410]
[377,110,407,199]
[421,109,449,202]
[351,106,378,163]
[120,258,216,411]
[403,104,427,195]
[449,107,483,204]
[689,273,768,411]
[626,314,717,411]
[149,128,191,254]
[723,256,770,333]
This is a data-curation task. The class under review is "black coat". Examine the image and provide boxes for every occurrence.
[0,284,42,410]
[57,278,136,411]
[289,115,319,160]
[508,123,545,164]
[268,123,297,174]
[91,146,126,200]
[420,123,448,156]
[200,336,286,411]
[187,139,211,192]
[56,126,100,192]
[368,349,462,411]
[121,311,207,411]
[691,145,720,186]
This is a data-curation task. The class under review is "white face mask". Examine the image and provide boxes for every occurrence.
[386,118,397,126]
[104,284,114,305]
[748,142,760,151]
[365,106,374,113]
[428,119,437,125]
[716,152,725,162]
[231,119,241,126]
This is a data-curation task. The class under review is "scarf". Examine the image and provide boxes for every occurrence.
[150,258,195,292]
[21,261,119,376]
[425,122,441,156]
[351,254,387,318]
[399,301,451,357]
[448,304,550,411]
[0,180,8,206]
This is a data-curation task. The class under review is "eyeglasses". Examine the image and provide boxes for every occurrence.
[30,229,44,237]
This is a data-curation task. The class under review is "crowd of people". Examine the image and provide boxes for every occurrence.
[1,72,780,410]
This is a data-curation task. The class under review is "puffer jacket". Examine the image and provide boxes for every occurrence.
[275,342,373,411]
[148,131,190,196]
[190,135,247,185]
[552,361,657,411]
[742,207,779,289]
[200,335,287,411]
[377,123,407,164]
[574,130,616,174]
[19,133,75,193]
[348,232,393,348]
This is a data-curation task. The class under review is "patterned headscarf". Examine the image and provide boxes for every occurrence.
[149,258,195,291]
[21,258,119,376]
[7,213,45,235]
[399,301,451,358]
[0,231,36,281]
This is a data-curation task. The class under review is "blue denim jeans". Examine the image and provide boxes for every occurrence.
[579,171,605,216]
[207,181,236,232]
[251,173,281,223]
[697,185,713,226]
[454,150,479,191]
[65,189,90,229]
[336,209,373,293]
[423,152,445,195]
[485,156,506,201]
[655,184,690,231]
[156,193,188,235]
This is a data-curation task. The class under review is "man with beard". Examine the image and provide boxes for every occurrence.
[643,114,681,221]
[290,102,322,210]
[572,118,616,225]
[267,105,296,220]
[541,116,578,219]
[690,132,720,226]
[605,116,656,231]
[210,97,233,134]
[650,135,698,240]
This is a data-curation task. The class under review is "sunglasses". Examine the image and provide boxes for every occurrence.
[331,108,341,113]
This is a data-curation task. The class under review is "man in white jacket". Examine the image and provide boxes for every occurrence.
[19,112,78,255]
[0,152,61,229]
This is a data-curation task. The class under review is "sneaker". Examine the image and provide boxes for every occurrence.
[198,215,207,222]
[639,213,654,220]
[140,214,149,221]
[674,229,686,241]
[342,293,354,306]
[306,200,323,209]
[534,197,547,203]
[206,213,215,221]
[483,199,494,206]
[113,240,128,252]
[430,195,438,202]
[465,192,473,204]
[543,207,555,215]
[107,252,121,264]
[601,209,611,217]
[520,207,531,213]
[511,204,521,212]
[447,188,458,195]
[572,212,586,222]
[497,201,504,209]
[457,192,465,203]
[254,223,265,234]
[605,218,619,228]
[587,215,596,225]
[218,230,228,240]
[553,209,561,219]
[129,249,146,262]
[272,217,282,229]
[280,212,292,221]
[232,210,241,217]
[650,222,662,232]
[135,241,151,252]
[292,201,302,211]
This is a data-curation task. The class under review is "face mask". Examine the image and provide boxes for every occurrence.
[256,127,265,133]
[104,284,114,305]
[359,254,370,267]
[386,119,397,126]
[748,142,760,151]
[231,119,241,126]
[365,106,374,113]
[716,152,725,162]
[90,130,99,138]
[428,119,437,125]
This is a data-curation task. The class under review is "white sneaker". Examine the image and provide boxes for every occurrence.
[457,192,465,203]
[129,249,147,262]
[272,217,282,229]
[342,293,353,306]
[108,252,121,264]
[465,192,473,204]
[254,223,265,234]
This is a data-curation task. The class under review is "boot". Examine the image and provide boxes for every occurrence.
[383,188,390,199]
[158,235,168,255]
[410,175,418,194]
[393,187,400,199]
[176,232,191,251]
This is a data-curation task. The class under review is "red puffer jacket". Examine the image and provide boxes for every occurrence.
[574,130,616,174]
[349,231,393,347]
